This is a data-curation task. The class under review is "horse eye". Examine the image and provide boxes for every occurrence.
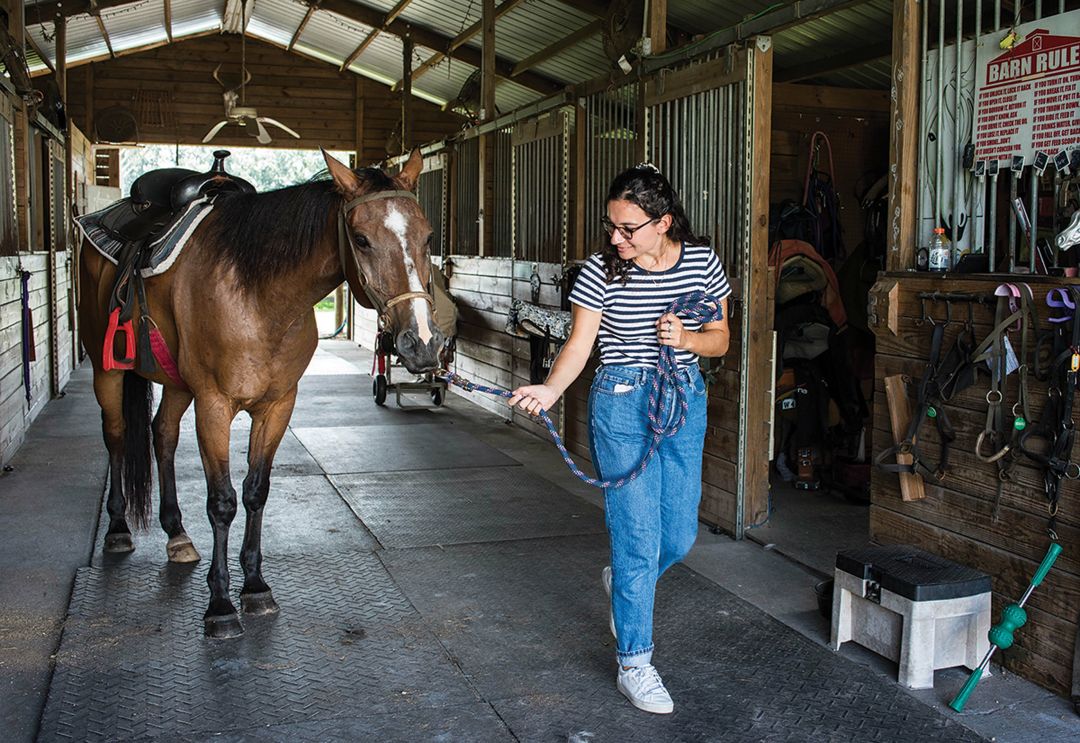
[353,233,371,250]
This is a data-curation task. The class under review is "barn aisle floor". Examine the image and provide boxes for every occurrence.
[3,341,1075,742]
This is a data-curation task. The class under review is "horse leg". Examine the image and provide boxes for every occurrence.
[153,386,200,563]
[194,395,243,638]
[238,389,297,616]
[95,371,133,553]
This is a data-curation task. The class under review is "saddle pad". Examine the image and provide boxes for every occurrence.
[75,196,215,278]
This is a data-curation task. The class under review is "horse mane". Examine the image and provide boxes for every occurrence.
[203,167,397,289]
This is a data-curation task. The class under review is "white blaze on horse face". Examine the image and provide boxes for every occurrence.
[385,204,433,344]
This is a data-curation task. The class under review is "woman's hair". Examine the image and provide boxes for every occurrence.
[600,164,709,284]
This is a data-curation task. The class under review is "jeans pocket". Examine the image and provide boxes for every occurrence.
[688,370,708,397]
[591,369,643,396]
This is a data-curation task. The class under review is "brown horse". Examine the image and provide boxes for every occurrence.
[78,150,443,637]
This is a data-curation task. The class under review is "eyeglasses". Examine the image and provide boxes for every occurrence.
[602,217,659,241]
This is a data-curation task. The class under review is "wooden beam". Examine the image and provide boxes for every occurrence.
[647,0,667,55]
[389,0,529,91]
[481,0,495,121]
[354,75,365,165]
[886,0,919,271]
[775,40,892,83]
[25,0,136,26]
[24,30,55,74]
[92,12,115,59]
[340,30,380,72]
[164,0,173,43]
[401,32,413,153]
[511,19,600,77]
[31,30,218,76]
[289,7,317,52]
[739,36,774,536]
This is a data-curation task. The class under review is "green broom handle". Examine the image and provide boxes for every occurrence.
[949,543,1062,713]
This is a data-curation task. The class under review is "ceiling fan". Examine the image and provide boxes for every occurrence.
[203,3,300,145]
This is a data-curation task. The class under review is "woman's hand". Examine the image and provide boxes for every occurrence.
[508,384,560,416]
[656,312,688,349]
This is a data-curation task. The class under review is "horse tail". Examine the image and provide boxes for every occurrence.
[121,371,154,530]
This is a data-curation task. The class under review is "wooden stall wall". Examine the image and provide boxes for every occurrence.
[62,35,463,161]
[871,274,1080,695]
[769,83,891,247]
[1,254,51,466]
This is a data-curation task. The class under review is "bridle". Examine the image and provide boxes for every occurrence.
[337,189,434,317]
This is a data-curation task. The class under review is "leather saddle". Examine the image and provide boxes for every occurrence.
[98,150,255,243]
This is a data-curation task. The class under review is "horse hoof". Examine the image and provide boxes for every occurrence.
[204,613,244,639]
[166,534,201,563]
[241,590,280,615]
[104,533,134,553]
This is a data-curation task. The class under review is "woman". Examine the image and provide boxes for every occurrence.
[509,164,731,714]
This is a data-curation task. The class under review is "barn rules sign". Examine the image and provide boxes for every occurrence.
[975,10,1080,164]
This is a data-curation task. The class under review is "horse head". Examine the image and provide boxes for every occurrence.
[323,149,444,374]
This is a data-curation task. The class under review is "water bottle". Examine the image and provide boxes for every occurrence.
[929,228,951,272]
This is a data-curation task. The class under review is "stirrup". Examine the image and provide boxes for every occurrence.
[102,307,136,371]
[1055,210,1080,251]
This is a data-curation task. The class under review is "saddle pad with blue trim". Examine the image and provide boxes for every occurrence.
[75,196,215,278]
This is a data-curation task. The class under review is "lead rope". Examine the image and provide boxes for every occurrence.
[436,291,721,489]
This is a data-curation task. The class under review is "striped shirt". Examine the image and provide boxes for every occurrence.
[569,243,732,368]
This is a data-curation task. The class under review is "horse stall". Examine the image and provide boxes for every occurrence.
[0,76,74,466]
[866,0,1080,699]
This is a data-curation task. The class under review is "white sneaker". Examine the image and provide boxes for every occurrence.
[601,566,616,639]
[617,664,674,714]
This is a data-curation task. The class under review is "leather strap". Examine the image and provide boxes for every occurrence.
[336,189,434,318]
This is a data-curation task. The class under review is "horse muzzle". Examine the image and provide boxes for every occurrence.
[395,327,445,374]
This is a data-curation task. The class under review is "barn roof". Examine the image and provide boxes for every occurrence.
[23,0,893,114]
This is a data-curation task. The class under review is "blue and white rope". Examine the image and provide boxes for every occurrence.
[437,291,722,489]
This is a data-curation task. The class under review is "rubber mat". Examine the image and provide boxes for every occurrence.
[333,466,607,548]
[38,552,503,742]
[381,535,987,743]
[91,474,379,568]
[292,424,518,474]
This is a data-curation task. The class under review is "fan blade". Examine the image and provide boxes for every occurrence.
[254,118,272,145]
[202,120,229,143]
[258,117,300,139]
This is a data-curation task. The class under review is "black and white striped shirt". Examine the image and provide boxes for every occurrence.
[569,243,732,368]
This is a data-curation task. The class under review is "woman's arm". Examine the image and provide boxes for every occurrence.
[509,303,602,414]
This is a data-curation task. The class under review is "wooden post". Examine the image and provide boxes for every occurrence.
[478,0,495,256]
[85,63,95,142]
[11,0,31,252]
[354,76,365,166]
[883,374,926,501]
[401,31,412,155]
[571,97,586,261]
[886,0,919,272]
[647,0,667,55]
[739,37,774,535]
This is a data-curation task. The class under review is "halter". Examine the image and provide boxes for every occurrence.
[337,189,434,317]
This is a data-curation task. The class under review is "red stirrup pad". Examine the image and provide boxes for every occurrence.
[102,307,136,371]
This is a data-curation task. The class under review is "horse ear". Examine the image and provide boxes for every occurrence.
[399,148,423,191]
[322,149,360,194]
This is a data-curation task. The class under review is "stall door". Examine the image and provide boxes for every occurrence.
[644,39,774,537]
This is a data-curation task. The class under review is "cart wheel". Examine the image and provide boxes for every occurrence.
[431,386,444,407]
[373,375,387,406]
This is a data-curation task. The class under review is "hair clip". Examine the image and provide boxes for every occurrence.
[635,162,661,174]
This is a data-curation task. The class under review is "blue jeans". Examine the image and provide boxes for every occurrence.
[588,363,708,667]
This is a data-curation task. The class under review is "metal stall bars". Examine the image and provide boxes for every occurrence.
[512,110,570,265]
[642,42,765,536]
[582,82,641,250]
[491,125,513,258]
[644,51,747,278]
[416,152,448,261]
[452,136,481,256]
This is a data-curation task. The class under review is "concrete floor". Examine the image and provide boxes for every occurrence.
[1,340,1076,741]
